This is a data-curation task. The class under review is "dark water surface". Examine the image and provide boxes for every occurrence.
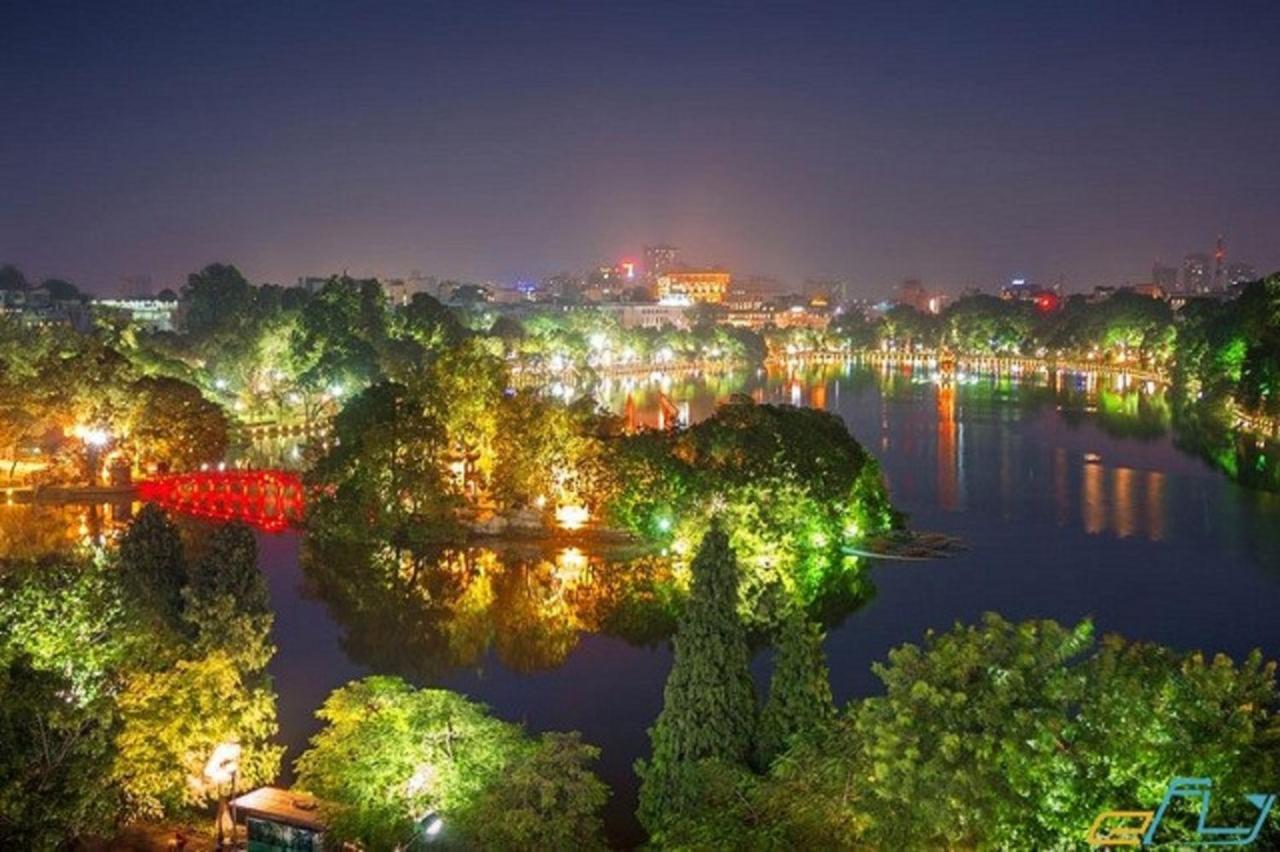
[253,363,1280,847]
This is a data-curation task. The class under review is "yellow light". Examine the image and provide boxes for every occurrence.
[203,741,241,786]
[555,504,589,530]
[555,547,588,581]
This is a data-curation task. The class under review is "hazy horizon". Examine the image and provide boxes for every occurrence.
[4,1,1279,297]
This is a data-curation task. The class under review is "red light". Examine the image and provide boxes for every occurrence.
[137,470,305,532]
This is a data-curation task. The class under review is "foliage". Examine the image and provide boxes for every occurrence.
[123,375,229,471]
[112,651,282,819]
[309,380,461,546]
[181,263,255,339]
[637,525,757,837]
[0,555,133,703]
[606,399,900,622]
[755,603,834,769]
[689,614,1280,849]
[295,676,607,849]
[183,523,274,672]
[457,732,609,851]
[117,503,188,632]
[0,657,118,851]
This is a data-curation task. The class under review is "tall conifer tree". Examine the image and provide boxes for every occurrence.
[756,603,835,768]
[637,523,756,834]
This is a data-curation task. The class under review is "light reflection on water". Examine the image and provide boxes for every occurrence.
[8,361,1280,849]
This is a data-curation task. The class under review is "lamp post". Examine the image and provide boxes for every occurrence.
[74,425,110,486]
[204,742,242,850]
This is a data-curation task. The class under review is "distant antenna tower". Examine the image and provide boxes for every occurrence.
[1213,235,1226,290]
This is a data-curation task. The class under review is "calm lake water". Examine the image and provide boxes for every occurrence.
[266,361,1280,847]
[10,361,1280,848]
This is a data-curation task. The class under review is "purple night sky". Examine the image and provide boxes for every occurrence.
[3,1,1279,295]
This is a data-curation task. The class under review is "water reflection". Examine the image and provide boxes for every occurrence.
[0,501,135,557]
[596,360,1275,545]
[301,536,680,678]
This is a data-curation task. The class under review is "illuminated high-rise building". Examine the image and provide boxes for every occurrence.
[1225,261,1256,287]
[643,244,679,280]
[1182,253,1210,293]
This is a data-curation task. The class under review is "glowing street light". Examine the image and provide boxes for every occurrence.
[204,741,242,849]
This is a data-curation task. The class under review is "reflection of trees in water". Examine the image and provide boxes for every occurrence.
[0,502,136,558]
[301,534,682,677]
[303,529,880,680]
[1171,395,1280,494]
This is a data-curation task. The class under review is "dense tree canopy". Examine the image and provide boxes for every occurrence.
[0,507,281,840]
[658,614,1280,849]
[294,676,608,849]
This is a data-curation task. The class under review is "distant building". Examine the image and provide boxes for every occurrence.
[1151,263,1179,292]
[655,269,731,304]
[92,297,180,332]
[542,273,584,301]
[585,263,634,302]
[1130,282,1168,300]
[1183,253,1210,293]
[730,275,785,303]
[594,302,692,330]
[643,244,679,281]
[0,287,92,331]
[724,303,830,331]
[1002,279,1060,312]
[1225,261,1257,286]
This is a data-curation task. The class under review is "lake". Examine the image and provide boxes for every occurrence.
[10,360,1280,848]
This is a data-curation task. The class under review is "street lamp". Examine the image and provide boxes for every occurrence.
[203,741,241,850]
[73,425,111,486]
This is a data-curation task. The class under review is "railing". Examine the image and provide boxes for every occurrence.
[137,470,305,532]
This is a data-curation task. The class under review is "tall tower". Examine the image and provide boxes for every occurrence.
[1213,235,1226,291]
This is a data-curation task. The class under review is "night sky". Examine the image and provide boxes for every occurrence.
[3,1,1279,296]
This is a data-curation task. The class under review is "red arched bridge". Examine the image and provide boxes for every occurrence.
[137,470,305,532]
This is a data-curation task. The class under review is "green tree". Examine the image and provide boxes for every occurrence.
[458,732,609,851]
[117,504,188,632]
[731,614,1280,849]
[0,555,133,703]
[307,380,460,546]
[112,651,282,819]
[183,523,274,672]
[124,375,229,472]
[637,524,757,836]
[0,657,117,851]
[755,603,835,768]
[181,263,254,338]
[295,676,550,848]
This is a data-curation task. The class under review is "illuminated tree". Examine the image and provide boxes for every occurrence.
[124,375,229,472]
[295,676,606,849]
[458,732,609,851]
[0,555,132,703]
[637,524,757,836]
[112,651,282,819]
[308,380,461,546]
[755,603,834,769]
[739,614,1280,849]
[183,523,274,672]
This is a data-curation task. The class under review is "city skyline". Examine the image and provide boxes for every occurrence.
[4,2,1280,295]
